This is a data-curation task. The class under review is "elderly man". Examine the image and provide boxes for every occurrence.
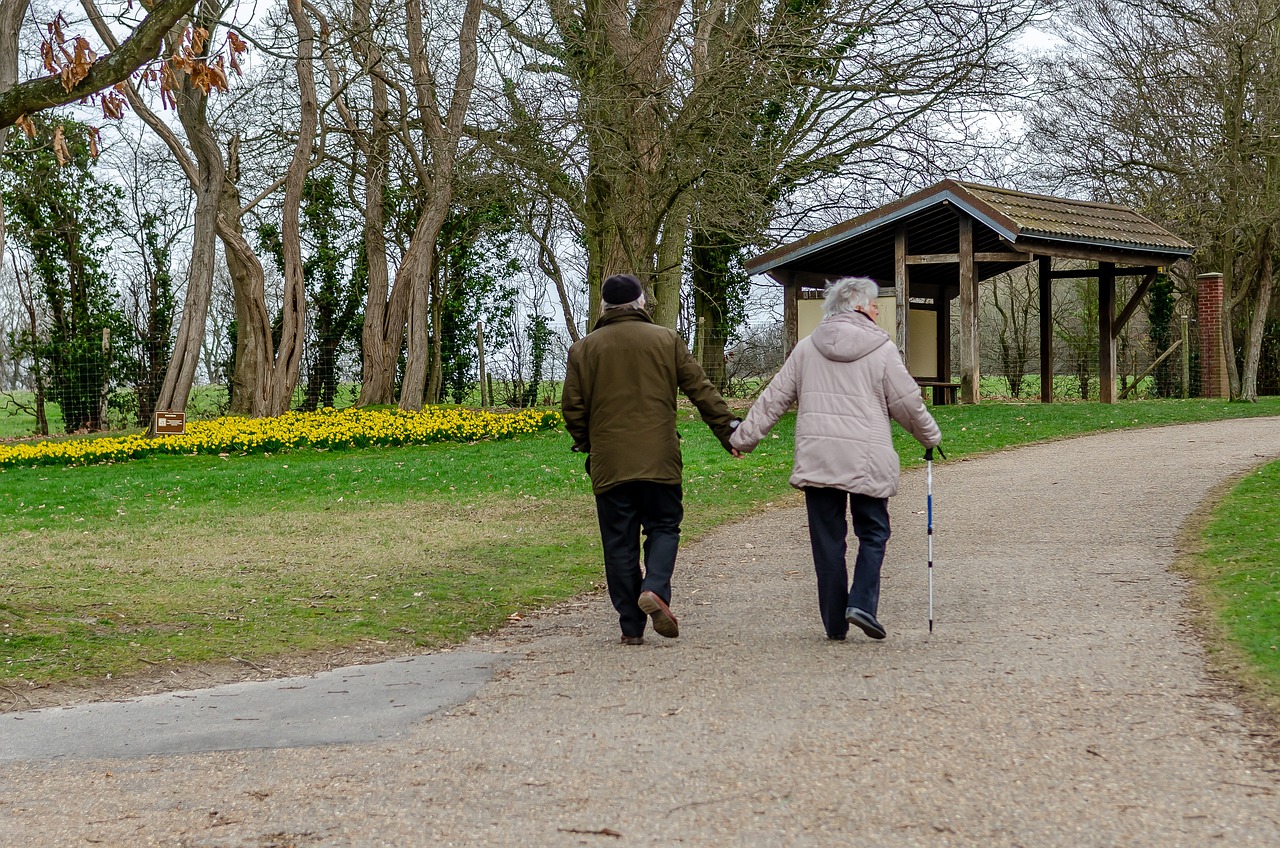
[561,273,739,645]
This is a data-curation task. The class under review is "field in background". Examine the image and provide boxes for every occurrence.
[1,398,1277,709]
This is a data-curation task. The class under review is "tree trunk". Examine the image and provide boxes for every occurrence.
[397,0,482,411]
[218,136,274,416]
[399,205,443,410]
[565,0,684,330]
[426,254,444,405]
[353,0,398,406]
[652,208,685,330]
[153,24,223,419]
[583,165,609,329]
[267,0,319,417]
[0,0,30,269]
[1240,227,1275,402]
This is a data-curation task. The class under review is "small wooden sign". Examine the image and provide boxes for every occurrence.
[153,411,186,436]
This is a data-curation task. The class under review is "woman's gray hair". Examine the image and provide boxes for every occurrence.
[823,276,879,317]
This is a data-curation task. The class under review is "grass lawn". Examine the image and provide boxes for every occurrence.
[1,396,1278,699]
[1183,458,1280,714]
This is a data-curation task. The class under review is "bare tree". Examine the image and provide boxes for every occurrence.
[395,0,484,410]
[1028,0,1280,401]
[485,0,1036,344]
[987,267,1037,397]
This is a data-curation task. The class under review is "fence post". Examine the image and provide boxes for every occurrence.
[1180,314,1190,399]
[476,320,488,407]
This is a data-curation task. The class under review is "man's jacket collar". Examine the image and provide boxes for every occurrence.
[592,306,654,332]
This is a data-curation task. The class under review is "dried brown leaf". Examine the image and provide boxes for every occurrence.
[102,91,126,120]
[52,125,71,167]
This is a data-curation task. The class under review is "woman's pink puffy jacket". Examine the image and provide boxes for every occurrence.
[729,312,942,498]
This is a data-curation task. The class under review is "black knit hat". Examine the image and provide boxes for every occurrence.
[602,274,644,305]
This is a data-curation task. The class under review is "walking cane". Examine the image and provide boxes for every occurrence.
[925,446,944,633]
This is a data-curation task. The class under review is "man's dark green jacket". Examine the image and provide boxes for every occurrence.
[561,308,738,494]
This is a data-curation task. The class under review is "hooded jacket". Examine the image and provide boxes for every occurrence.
[562,307,738,494]
[729,311,941,498]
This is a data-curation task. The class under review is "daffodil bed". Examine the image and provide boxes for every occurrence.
[0,406,564,468]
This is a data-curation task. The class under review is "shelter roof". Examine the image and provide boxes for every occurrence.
[748,179,1194,287]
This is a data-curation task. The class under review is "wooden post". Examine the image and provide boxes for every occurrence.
[895,225,909,366]
[1181,314,1190,398]
[936,294,951,382]
[958,215,979,403]
[476,320,488,407]
[1039,255,1053,403]
[1098,262,1117,403]
[783,272,799,356]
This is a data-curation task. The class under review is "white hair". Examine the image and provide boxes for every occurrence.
[823,276,879,318]
[601,291,647,312]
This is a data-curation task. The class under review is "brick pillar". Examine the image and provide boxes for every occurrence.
[1196,272,1230,398]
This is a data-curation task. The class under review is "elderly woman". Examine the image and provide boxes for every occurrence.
[730,276,942,641]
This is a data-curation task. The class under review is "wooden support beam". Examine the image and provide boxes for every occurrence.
[1046,266,1156,281]
[1113,271,1157,338]
[958,216,979,404]
[783,272,798,357]
[1039,255,1053,404]
[895,226,909,365]
[1119,338,1183,399]
[1013,238,1182,269]
[905,251,1032,265]
[937,287,951,382]
[1098,262,1117,403]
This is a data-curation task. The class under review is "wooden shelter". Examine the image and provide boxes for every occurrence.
[747,180,1194,403]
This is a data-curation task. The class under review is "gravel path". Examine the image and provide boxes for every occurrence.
[3,417,1279,847]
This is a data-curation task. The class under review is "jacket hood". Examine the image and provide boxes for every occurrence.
[810,312,890,362]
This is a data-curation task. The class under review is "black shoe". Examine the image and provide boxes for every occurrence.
[638,590,679,638]
[620,635,644,646]
[846,607,886,640]
[827,633,847,642]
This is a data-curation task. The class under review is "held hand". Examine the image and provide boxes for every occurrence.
[730,448,743,459]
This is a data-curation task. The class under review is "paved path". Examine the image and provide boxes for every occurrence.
[2,418,1278,847]
[0,653,513,760]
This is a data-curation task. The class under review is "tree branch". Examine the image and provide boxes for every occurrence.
[0,0,200,130]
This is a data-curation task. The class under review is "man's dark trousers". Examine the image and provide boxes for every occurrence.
[804,487,892,639]
[595,481,683,638]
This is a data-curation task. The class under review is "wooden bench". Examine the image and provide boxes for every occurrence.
[914,379,960,405]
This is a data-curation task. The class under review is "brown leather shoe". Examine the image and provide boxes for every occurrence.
[637,590,679,638]
[620,635,644,646]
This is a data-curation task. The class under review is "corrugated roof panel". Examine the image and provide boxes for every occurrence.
[955,182,1193,251]
[748,179,1194,276]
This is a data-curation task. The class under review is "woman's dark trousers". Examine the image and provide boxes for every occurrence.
[595,481,683,638]
[804,486,892,639]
